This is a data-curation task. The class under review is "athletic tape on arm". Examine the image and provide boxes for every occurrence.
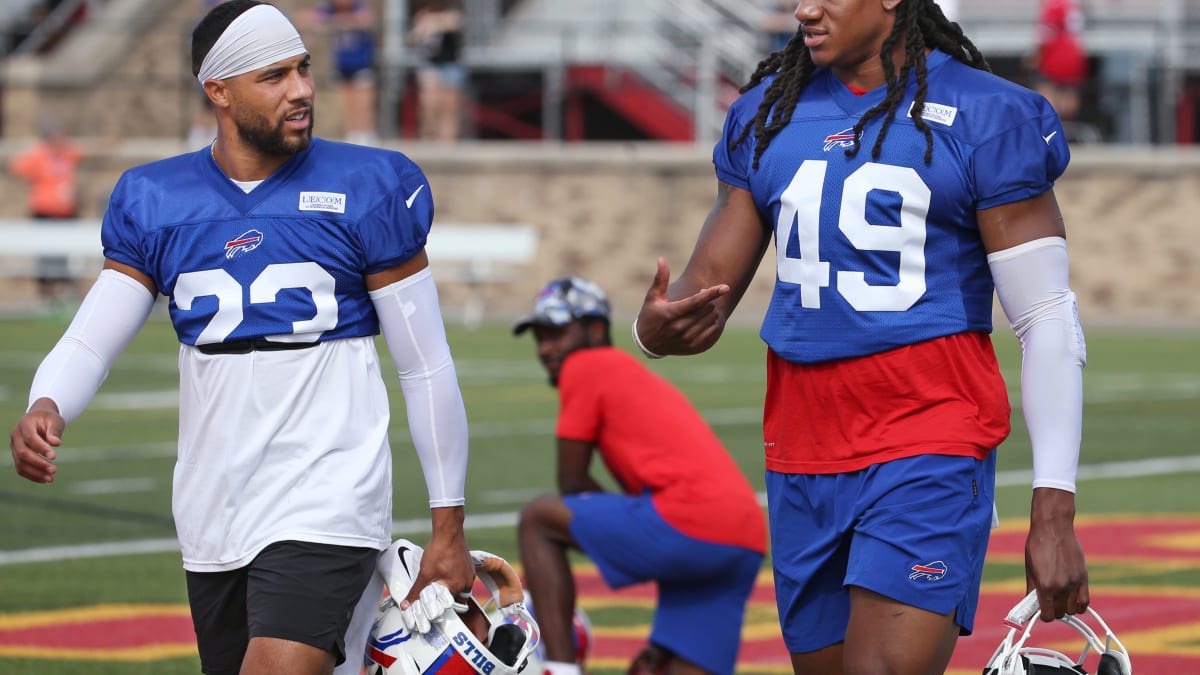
[370,268,468,507]
[29,269,156,422]
[988,236,1085,492]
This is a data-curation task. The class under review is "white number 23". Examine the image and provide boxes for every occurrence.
[175,262,338,344]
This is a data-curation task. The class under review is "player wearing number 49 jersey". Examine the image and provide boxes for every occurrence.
[633,1,1091,674]
[9,3,474,675]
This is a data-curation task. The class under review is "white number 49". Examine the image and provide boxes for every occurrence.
[776,160,930,312]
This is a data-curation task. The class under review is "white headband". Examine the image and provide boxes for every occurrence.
[196,4,307,84]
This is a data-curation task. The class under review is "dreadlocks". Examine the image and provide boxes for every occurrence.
[730,0,990,169]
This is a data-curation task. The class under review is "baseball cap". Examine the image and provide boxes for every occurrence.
[512,276,611,336]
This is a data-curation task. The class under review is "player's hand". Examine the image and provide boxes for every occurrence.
[9,398,63,484]
[399,515,473,634]
[634,256,730,356]
[1025,487,1089,622]
[399,581,467,634]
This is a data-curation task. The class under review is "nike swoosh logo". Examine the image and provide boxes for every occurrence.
[1043,131,1058,144]
[404,185,425,208]
[396,545,412,577]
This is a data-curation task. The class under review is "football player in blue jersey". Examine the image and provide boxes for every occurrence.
[632,1,1091,674]
[8,2,473,675]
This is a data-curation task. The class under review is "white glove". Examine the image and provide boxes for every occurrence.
[399,582,469,634]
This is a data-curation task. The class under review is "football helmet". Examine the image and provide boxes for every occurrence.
[983,590,1132,675]
[365,540,541,675]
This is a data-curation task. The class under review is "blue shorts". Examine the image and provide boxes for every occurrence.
[566,492,763,675]
[767,452,995,654]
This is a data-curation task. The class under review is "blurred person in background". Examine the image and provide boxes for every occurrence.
[515,277,766,675]
[633,0,1090,674]
[8,118,83,309]
[187,93,219,150]
[409,0,466,141]
[1031,0,1088,124]
[300,0,379,145]
[187,0,229,150]
[760,0,800,54]
[8,2,475,675]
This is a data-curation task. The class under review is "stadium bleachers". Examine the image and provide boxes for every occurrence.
[3,0,1200,143]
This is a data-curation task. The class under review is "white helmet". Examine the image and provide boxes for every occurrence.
[983,590,1132,675]
[364,540,541,675]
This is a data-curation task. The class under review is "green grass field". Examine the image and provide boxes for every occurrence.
[1,313,1198,674]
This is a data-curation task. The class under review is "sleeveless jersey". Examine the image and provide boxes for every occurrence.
[714,49,1070,364]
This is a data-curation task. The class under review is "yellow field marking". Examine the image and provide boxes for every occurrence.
[0,604,189,630]
[579,597,655,610]
[586,611,782,642]
[1108,621,1200,657]
[1145,531,1200,552]
[586,657,796,673]
[976,578,1200,597]
[985,550,1200,569]
[991,514,1200,533]
[0,644,195,661]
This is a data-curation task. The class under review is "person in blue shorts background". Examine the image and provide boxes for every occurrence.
[514,277,766,675]
[300,0,379,145]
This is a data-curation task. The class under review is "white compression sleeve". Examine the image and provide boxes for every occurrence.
[988,237,1086,493]
[29,269,156,422]
[370,267,468,508]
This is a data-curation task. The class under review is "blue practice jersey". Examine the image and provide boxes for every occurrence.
[102,139,433,347]
[715,49,1070,364]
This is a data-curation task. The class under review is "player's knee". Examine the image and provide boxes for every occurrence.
[518,494,564,535]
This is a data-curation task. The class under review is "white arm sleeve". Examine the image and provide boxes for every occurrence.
[29,269,156,422]
[988,237,1086,493]
[370,267,468,508]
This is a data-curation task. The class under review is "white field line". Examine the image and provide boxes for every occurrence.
[67,477,159,495]
[3,366,1196,409]
[2,454,1198,567]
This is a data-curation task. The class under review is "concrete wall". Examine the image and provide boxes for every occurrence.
[0,140,1198,328]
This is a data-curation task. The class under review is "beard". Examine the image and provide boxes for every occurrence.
[235,104,313,156]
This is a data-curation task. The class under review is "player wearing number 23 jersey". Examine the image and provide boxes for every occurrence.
[99,138,436,571]
[714,48,1067,474]
[12,4,474,673]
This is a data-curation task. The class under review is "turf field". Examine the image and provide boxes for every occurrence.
[0,312,1197,674]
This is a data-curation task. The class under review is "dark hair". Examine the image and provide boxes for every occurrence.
[191,0,264,77]
[731,0,989,169]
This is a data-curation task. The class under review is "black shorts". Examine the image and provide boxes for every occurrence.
[185,541,378,675]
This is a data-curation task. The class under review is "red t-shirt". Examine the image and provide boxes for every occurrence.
[764,332,1011,474]
[557,347,766,554]
[1037,0,1087,86]
[9,141,82,218]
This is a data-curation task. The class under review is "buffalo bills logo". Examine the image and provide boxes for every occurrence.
[366,628,411,668]
[224,229,264,260]
[823,128,857,152]
[909,560,948,581]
